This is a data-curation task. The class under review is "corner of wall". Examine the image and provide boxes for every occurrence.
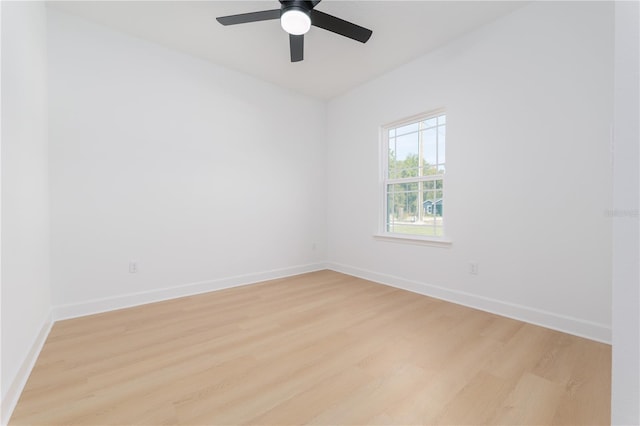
[1,310,53,425]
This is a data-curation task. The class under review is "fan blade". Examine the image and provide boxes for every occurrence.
[290,34,304,62]
[310,9,372,43]
[216,9,280,26]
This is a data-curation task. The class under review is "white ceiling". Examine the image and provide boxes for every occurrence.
[48,1,526,100]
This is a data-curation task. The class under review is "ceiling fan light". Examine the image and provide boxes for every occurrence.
[281,9,311,35]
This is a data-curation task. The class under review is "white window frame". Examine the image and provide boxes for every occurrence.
[375,109,452,247]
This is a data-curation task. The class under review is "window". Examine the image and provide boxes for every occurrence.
[381,111,447,240]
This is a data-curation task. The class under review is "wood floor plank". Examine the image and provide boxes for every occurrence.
[433,370,513,425]
[244,365,372,425]
[9,270,611,425]
[491,372,565,425]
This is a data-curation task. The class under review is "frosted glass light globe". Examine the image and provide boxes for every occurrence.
[281,9,311,35]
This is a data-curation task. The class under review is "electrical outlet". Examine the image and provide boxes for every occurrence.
[469,262,479,275]
[129,261,138,273]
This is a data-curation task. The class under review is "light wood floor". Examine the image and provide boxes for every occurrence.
[11,270,611,425]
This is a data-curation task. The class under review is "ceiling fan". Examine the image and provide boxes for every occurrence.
[216,0,373,63]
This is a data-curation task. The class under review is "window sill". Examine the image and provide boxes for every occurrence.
[373,233,453,248]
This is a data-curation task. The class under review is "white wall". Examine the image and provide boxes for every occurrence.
[326,1,614,342]
[611,1,639,424]
[1,1,52,421]
[47,9,327,314]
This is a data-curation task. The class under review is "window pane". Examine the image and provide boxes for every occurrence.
[387,183,417,221]
[388,143,397,178]
[395,132,418,160]
[423,180,443,218]
[437,125,446,166]
[393,132,420,178]
[396,122,419,136]
[386,189,395,230]
[386,221,442,237]
[423,117,437,128]
[386,181,443,237]
[438,115,446,125]
[422,127,437,170]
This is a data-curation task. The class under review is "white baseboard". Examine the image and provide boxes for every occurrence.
[1,310,54,426]
[327,262,611,344]
[54,262,327,321]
